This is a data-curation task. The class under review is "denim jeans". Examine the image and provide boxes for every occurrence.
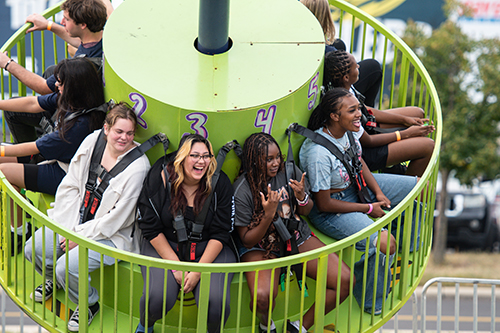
[25,227,116,305]
[309,174,418,313]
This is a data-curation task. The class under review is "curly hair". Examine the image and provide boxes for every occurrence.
[239,133,284,257]
[168,134,216,216]
[323,49,352,90]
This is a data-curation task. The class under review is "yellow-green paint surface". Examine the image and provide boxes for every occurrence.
[103,0,324,179]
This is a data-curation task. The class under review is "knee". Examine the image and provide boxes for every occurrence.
[24,241,33,262]
[55,262,67,285]
[378,232,396,255]
[252,288,274,313]
[414,107,425,118]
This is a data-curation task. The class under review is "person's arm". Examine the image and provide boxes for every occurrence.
[289,171,313,216]
[236,184,283,248]
[25,13,80,47]
[359,125,435,148]
[183,239,223,293]
[1,142,39,157]
[0,53,52,95]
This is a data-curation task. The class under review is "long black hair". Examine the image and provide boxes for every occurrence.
[54,58,106,141]
[239,132,284,257]
[308,87,352,131]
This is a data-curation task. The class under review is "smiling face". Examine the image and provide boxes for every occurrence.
[265,143,282,179]
[332,94,363,132]
[183,142,211,185]
[103,118,136,155]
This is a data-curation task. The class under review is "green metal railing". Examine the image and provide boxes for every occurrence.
[0,0,441,332]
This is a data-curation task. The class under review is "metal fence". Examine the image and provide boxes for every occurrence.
[0,0,442,332]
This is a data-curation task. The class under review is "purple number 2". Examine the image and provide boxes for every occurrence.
[129,92,148,129]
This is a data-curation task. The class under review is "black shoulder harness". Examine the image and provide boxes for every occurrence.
[79,130,169,224]
[168,140,242,261]
[287,123,371,203]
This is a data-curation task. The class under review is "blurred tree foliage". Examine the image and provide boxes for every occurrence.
[402,0,500,264]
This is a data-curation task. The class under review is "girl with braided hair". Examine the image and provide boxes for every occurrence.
[323,49,436,176]
[233,132,351,333]
[300,0,383,106]
[300,87,420,315]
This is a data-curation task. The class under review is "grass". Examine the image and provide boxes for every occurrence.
[421,250,500,284]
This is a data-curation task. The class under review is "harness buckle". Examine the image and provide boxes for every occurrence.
[188,232,203,242]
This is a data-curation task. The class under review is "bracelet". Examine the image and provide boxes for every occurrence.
[395,131,401,141]
[47,21,53,31]
[297,193,309,206]
[366,203,373,214]
[1,146,5,157]
[4,58,14,71]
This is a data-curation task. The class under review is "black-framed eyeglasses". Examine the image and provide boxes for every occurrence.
[189,154,213,162]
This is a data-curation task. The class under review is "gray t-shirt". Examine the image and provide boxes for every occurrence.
[233,166,312,246]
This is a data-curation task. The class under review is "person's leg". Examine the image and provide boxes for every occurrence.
[309,188,394,314]
[241,251,280,331]
[354,59,382,107]
[138,240,180,330]
[4,110,52,143]
[373,173,422,252]
[297,236,352,330]
[386,138,435,177]
[192,245,236,333]
[25,227,63,278]
[379,106,425,122]
[0,162,29,252]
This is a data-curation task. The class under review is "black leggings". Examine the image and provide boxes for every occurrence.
[139,239,235,333]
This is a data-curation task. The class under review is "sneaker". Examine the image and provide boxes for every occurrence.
[67,303,100,332]
[30,280,55,303]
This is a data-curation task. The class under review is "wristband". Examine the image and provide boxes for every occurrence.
[1,146,5,157]
[297,193,309,206]
[395,131,401,141]
[366,203,373,214]
[171,270,177,273]
[47,21,53,31]
[4,58,14,71]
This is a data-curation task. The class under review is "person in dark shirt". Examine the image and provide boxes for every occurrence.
[233,132,351,333]
[136,134,236,333]
[0,57,106,254]
[0,0,109,143]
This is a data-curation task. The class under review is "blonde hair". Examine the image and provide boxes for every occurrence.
[301,0,336,45]
[171,134,216,199]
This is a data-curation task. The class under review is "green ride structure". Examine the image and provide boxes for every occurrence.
[0,0,442,332]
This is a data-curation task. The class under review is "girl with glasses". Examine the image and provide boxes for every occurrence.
[136,134,236,333]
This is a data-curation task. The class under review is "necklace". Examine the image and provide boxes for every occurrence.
[325,127,349,151]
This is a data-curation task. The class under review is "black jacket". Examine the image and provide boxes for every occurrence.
[137,156,235,248]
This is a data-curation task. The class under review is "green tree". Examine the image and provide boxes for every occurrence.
[403,0,500,264]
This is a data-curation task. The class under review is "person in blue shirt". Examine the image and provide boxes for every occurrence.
[0,57,107,254]
[0,0,111,143]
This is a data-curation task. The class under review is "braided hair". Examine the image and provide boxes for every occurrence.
[239,133,284,257]
[308,87,352,131]
[323,50,352,90]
